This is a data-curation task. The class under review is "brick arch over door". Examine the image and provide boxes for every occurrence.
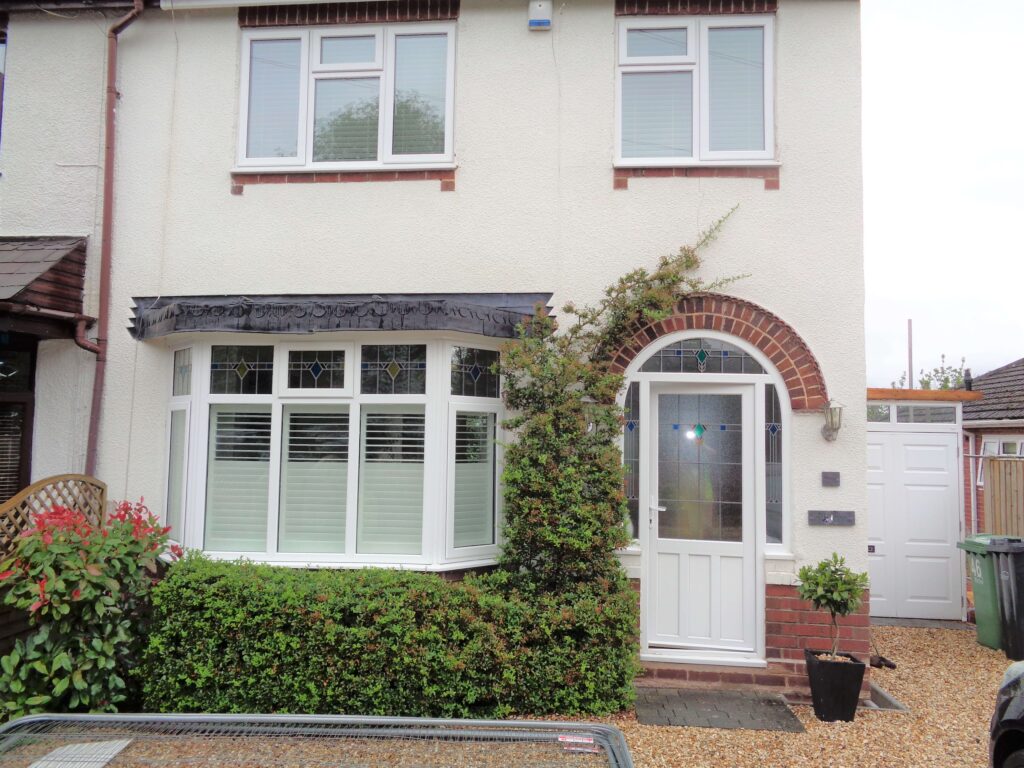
[609,293,828,412]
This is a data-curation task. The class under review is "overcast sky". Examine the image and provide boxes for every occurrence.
[861,0,1024,386]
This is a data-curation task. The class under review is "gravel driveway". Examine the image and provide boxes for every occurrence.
[605,625,1005,767]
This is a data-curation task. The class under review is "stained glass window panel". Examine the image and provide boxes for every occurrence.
[360,345,427,395]
[623,382,640,539]
[640,338,763,374]
[288,350,345,390]
[765,384,782,544]
[210,346,274,395]
[451,347,500,398]
[657,393,743,542]
[172,348,192,397]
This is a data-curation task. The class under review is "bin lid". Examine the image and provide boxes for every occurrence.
[987,537,1024,554]
[959,534,1004,554]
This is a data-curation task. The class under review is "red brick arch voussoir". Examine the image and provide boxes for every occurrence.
[609,293,828,413]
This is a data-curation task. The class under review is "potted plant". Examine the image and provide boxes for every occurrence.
[796,552,870,722]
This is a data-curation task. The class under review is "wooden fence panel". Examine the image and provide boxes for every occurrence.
[985,458,1024,536]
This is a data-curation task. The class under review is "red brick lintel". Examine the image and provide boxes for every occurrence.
[230,169,456,195]
[614,166,780,191]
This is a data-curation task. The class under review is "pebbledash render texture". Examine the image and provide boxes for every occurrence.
[0,0,866,697]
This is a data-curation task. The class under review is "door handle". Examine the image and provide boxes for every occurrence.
[649,504,666,528]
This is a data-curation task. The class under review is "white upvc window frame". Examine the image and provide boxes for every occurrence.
[615,14,775,168]
[169,334,502,570]
[163,344,195,542]
[445,397,503,562]
[237,22,457,173]
[977,437,1024,487]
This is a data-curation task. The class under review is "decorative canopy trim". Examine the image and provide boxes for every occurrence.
[130,293,552,340]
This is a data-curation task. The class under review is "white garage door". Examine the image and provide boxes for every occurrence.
[867,430,964,620]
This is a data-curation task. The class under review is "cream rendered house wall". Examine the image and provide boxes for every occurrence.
[0,0,864,575]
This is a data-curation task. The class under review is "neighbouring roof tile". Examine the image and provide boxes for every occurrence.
[964,357,1024,422]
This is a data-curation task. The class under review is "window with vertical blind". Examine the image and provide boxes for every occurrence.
[616,16,774,165]
[238,24,455,171]
[170,339,501,567]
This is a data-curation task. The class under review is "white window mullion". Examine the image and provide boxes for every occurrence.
[381,29,398,165]
[424,342,448,565]
[186,345,213,551]
[345,399,361,557]
[266,400,284,556]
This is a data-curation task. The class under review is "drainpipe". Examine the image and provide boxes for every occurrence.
[85,0,144,477]
[0,302,100,354]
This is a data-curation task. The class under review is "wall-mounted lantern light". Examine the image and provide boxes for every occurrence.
[821,400,843,442]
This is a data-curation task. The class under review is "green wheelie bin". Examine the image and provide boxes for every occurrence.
[959,534,1003,650]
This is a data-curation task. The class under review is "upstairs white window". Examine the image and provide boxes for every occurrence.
[239,24,456,171]
[616,16,774,166]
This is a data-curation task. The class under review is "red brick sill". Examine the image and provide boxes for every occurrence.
[614,165,780,191]
[231,169,456,194]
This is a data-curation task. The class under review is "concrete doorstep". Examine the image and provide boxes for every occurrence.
[634,687,805,733]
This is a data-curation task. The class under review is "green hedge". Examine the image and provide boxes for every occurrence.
[140,556,638,717]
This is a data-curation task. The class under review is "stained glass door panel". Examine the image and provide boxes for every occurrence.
[649,385,755,653]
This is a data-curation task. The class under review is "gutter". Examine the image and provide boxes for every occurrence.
[962,419,1024,430]
[0,302,100,354]
[85,0,144,478]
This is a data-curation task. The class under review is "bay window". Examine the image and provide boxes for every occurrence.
[163,337,501,568]
[238,23,456,171]
[616,16,774,166]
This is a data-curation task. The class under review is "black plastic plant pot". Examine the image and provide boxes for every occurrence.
[804,648,866,722]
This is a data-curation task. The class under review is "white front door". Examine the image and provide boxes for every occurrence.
[867,430,963,620]
[647,383,757,653]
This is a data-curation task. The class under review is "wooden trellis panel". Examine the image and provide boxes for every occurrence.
[985,458,1024,537]
[0,474,107,558]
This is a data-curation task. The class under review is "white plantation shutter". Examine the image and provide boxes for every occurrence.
[279,406,349,554]
[357,408,424,555]
[621,71,693,158]
[0,405,23,503]
[165,409,188,538]
[707,26,765,152]
[205,406,271,552]
[453,412,496,548]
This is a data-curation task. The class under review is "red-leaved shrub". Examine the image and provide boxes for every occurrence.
[0,499,178,719]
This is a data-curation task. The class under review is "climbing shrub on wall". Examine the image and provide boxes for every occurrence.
[498,208,741,593]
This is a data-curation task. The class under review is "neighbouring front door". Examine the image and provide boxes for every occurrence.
[647,383,756,653]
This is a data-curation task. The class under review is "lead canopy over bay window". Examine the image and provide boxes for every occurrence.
[163,338,501,567]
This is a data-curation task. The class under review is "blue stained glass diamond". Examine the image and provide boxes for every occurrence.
[768,423,780,436]
[309,361,324,380]
[626,421,636,432]
[469,364,483,382]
